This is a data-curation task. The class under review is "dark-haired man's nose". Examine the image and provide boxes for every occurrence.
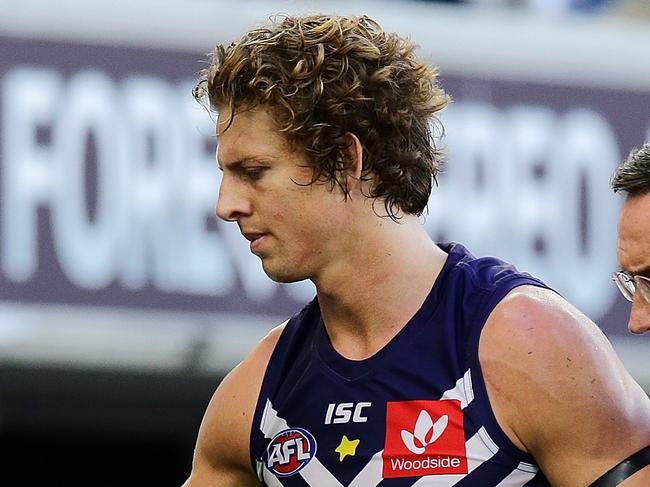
[628,295,650,334]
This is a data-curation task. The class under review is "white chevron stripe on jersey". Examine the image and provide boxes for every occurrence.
[260,399,344,487]
[440,369,474,409]
[261,461,344,487]
[411,426,498,486]
[262,469,284,487]
[348,449,384,487]
[494,462,538,486]
[300,458,345,487]
[258,370,477,487]
[261,398,291,438]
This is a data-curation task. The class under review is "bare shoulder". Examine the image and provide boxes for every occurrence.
[479,285,650,487]
[183,321,287,487]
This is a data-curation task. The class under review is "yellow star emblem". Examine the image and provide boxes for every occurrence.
[335,435,360,461]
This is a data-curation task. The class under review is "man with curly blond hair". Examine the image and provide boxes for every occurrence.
[184,14,650,487]
[611,143,650,334]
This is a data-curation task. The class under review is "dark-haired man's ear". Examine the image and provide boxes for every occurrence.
[342,132,363,180]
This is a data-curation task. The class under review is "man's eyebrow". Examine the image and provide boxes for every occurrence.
[623,265,650,278]
[635,266,650,279]
[220,157,269,172]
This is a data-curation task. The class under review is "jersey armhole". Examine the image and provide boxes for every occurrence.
[464,275,550,466]
[247,298,320,474]
[247,318,296,473]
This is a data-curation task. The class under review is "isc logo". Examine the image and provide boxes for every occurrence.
[324,402,372,424]
[265,428,317,477]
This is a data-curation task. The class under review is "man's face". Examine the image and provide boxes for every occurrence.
[616,192,650,334]
[215,106,354,283]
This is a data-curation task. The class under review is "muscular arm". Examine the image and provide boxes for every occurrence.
[182,322,286,487]
[480,286,650,487]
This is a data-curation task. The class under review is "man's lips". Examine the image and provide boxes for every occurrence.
[242,232,266,242]
[242,232,269,254]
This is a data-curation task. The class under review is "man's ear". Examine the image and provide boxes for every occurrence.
[342,132,363,180]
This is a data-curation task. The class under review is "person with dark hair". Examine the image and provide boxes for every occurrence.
[612,143,650,334]
[184,14,650,487]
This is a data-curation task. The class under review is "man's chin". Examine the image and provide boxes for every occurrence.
[262,262,306,284]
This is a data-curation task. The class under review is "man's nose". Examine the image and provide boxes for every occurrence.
[627,295,650,334]
[215,176,252,222]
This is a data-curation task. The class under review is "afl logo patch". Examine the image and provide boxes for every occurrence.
[264,427,317,477]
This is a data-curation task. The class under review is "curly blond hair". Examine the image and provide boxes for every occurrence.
[194,14,450,218]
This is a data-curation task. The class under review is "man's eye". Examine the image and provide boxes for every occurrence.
[242,167,267,181]
[235,166,268,181]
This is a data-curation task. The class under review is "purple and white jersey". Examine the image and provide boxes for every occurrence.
[250,243,551,486]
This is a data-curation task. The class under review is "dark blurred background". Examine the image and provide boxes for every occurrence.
[1,0,649,485]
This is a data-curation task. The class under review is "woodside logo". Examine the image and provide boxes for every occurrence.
[401,410,448,454]
[383,400,468,479]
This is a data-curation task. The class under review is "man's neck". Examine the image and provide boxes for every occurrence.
[313,215,448,360]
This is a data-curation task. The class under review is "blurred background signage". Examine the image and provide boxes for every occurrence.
[2,1,648,379]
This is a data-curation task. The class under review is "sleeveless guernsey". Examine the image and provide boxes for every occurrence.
[250,243,551,486]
